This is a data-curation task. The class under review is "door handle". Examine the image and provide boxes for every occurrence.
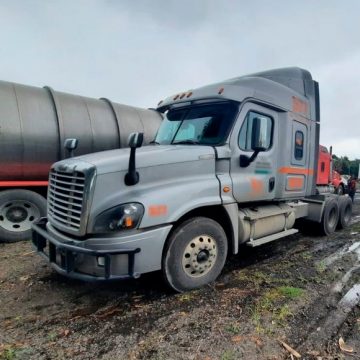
[269,177,275,192]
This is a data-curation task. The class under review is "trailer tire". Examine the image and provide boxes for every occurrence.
[0,190,46,243]
[162,217,228,292]
[319,198,339,236]
[337,196,352,229]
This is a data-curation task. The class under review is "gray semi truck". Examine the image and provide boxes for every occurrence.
[32,68,353,292]
[0,81,161,242]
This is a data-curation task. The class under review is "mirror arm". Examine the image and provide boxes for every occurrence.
[125,147,139,186]
[124,132,143,186]
[239,150,260,168]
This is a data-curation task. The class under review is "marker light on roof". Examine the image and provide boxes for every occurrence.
[179,93,186,99]
[158,100,163,106]
[173,94,179,100]
[218,87,224,94]
[186,92,193,98]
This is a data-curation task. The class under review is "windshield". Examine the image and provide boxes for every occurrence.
[155,102,239,145]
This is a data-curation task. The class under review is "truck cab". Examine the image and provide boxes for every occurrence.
[32,68,353,292]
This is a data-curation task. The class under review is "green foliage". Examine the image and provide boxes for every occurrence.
[221,350,236,360]
[333,155,359,176]
[224,322,241,335]
[1,348,16,360]
[278,286,303,299]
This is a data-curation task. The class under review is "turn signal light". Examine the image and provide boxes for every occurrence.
[124,216,133,228]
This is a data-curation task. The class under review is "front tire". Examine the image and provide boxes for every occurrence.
[0,190,47,243]
[162,217,228,292]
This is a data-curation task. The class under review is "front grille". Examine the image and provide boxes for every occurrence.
[47,164,95,235]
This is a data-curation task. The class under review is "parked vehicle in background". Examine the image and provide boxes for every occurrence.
[32,67,353,292]
[0,81,162,242]
[316,145,347,194]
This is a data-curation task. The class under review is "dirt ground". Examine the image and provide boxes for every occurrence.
[1,197,360,360]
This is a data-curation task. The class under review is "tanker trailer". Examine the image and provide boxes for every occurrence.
[0,80,162,242]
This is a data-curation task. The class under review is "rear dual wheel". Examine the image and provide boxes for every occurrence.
[319,198,339,236]
[162,217,228,292]
[319,196,352,235]
[337,196,352,229]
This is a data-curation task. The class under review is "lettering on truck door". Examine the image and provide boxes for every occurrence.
[230,103,279,203]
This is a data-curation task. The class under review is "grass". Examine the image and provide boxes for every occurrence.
[251,286,305,331]
[236,270,273,289]
[221,350,236,360]
[278,286,304,299]
[224,322,241,335]
[316,260,326,273]
[1,348,16,360]
[301,251,312,260]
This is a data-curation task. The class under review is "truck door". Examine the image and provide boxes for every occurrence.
[230,103,278,203]
[280,120,309,198]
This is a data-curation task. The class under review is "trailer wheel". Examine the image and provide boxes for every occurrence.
[337,196,352,229]
[0,190,46,243]
[162,217,228,292]
[319,198,339,236]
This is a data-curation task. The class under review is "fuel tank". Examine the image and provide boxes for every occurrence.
[238,204,296,243]
[0,80,162,180]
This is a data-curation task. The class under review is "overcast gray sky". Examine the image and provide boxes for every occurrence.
[0,0,359,158]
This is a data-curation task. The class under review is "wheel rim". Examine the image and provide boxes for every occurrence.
[182,235,217,278]
[0,200,40,232]
[338,186,344,195]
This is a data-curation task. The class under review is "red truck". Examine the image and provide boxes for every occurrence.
[317,145,347,194]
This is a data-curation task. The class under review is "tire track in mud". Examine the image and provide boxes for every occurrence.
[292,215,360,356]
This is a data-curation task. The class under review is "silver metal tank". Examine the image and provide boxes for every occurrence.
[0,80,162,180]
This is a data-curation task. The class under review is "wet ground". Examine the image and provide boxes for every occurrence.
[1,197,360,360]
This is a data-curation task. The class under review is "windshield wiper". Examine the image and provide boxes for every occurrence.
[149,140,161,144]
[172,140,201,145]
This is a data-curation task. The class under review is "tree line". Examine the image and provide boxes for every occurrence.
[332,155,360,176]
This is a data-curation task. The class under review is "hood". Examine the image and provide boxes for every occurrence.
[64,145,216,175]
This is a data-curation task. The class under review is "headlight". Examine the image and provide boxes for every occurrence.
[93,203,144,233]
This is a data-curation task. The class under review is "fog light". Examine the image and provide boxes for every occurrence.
[97,256,105,267]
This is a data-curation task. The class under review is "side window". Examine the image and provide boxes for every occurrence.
[291,121,307,166]
[238,111,273,151]
[294,131,304,160]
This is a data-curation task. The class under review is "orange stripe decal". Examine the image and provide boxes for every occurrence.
[287,177,304,190]
[0,181,49,187]
[292,96,308,114]
[278,167,314,176]
[250,178,264,194]
[148,205,168,217]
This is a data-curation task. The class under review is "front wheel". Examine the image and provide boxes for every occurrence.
[0,190,47,243]
[162,217,228,292]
